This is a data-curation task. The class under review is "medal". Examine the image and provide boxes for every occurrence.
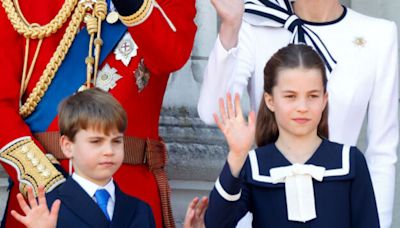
[95,64,122,91]
[106,11,119,24]
[135,59,150,92]
[114,32,138,66]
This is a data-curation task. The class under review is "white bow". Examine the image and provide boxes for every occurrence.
[270,164,326,223]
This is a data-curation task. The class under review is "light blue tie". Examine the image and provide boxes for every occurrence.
[94,189,111,221]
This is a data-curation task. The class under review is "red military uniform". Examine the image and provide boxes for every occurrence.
[0,0,196,227]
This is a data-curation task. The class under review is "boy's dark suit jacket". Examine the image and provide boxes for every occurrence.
[46,177,155,228]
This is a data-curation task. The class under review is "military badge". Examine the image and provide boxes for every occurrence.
[135,59,150,92]
[95,64,122,91]
[114,32,138,66]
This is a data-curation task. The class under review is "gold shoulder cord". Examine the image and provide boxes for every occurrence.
[1,0,108,118]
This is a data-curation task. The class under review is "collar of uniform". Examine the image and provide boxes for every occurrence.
[72,173,116,202]
[245,140,355,187]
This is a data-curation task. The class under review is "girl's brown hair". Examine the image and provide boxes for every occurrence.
[256,44,329,147]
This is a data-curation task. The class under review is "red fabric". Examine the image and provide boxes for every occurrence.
[0,0,196,227]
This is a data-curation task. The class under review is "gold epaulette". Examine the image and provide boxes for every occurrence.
[119,0,154,27]
[118,0,176,32]
[0,137,65,197]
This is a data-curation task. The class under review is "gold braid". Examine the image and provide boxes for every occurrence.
[19,3,87,118]
[1,0,78,39]
[2,0,108,118]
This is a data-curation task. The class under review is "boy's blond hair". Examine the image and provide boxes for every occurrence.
[58,88,127,141]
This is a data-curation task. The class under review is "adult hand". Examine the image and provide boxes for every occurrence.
[214,93,256,177]
[11,186,60,228]
[183,197,209,228]
[211,0,244,49]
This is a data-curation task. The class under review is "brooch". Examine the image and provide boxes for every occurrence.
[95,64,122,91]
[353,37,366,47]
[134,59,150,92]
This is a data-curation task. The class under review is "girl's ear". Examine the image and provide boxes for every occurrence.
[264,93,275,112]
[322,92,328,109]
[60,135,73,159]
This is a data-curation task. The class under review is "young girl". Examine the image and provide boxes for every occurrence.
[198,1,398,226]
[204,44,379,227]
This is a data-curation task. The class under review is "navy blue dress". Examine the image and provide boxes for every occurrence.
[46,177,155,228]
[205,140,380,228]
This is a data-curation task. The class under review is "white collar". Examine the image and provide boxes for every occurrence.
[72,173,116,202]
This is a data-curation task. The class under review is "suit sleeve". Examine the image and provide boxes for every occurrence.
[145,201,156,228]
[365,21,398,228]
[351,148,380,228]
[205,161,251,228]
[113,0,197,76]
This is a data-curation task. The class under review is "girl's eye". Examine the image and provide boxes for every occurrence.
[113,140,123,144]
[309,94,320,98]
[285,95,295,99]
[90,140,100,144]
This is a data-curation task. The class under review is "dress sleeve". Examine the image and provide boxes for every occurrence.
[350,147,380,228]
[365,21,398,228]
[197,22,256,124]
[205,161,251,228]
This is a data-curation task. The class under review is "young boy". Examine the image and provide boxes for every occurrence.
[10,88,156,228]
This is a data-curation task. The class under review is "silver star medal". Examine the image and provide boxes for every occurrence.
[95,64,122,92]
[114,32,138,66]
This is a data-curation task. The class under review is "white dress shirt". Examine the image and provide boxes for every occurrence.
[72,173,116,220]
[198,7,398,228]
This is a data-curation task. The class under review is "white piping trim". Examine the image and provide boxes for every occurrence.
[215,178,241,201]
[249,145,351,184]
[0,136,31,153]
[249,150,273,183]
[324,145,350,177]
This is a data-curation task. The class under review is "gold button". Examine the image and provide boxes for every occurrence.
[31,158,39,166]
[37,164,45,172]
[41,170,50,178]
[26,152,34,160]
[21,146,29,153]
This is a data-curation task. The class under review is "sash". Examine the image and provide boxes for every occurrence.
[25,22,127,132]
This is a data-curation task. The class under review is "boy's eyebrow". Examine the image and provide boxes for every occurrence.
[307,89,323,93]
[281,89,323,93]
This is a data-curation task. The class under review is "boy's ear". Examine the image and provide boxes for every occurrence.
[264,93,275,112]
[59,135,73,159]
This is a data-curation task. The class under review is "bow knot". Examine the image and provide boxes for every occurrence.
[284,14,302,33]
[270,163,325,183]
[244,0,337,73]
[270,164,325,222]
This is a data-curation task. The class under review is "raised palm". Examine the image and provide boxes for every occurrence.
[214,93,256,158]
[11,186,60,228]
[211,0,244,25]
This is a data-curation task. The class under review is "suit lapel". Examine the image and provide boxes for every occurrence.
[110,184,138,227]
[59,178,110,228]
